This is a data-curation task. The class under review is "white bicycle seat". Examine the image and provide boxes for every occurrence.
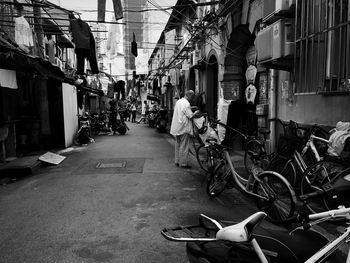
[216,212,267,242]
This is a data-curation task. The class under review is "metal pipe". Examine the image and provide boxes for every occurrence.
[269,69,277,152]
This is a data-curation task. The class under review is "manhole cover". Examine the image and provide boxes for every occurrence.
[96,162,126,168]
[73,158,146,174]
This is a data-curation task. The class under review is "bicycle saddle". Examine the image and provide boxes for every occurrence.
[216,212,266,242]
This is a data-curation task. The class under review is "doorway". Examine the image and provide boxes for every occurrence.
[206,55,218,117]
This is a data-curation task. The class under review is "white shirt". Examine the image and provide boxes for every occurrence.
[15,16,34,52]
[170,97,194,136]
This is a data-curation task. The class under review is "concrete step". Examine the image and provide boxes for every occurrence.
[0,155,41,180]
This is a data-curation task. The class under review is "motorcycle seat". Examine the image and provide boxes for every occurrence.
[216,212,266,242]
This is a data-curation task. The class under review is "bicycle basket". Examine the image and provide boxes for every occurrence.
[193,116,208,136]
[277,134,304,157]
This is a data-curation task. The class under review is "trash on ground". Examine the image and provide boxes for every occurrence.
[38,152,66,165]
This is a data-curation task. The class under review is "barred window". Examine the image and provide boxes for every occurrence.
[295,0,350,94]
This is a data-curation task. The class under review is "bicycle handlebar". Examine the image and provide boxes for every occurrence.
[208,117,248,140]
[308,206,350,220]
[282,207,350,227]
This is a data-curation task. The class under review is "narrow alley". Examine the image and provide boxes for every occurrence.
[0,122,256,263]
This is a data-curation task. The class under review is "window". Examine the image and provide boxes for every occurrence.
[295,0,350,94]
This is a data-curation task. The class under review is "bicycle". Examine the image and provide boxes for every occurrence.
[192,114,222,173]
[204,119,297,224]
[245,119,347,187]
[161,206,350,263]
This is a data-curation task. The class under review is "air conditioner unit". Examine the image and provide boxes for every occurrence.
[257,19,294,62]
[263,0,295,19]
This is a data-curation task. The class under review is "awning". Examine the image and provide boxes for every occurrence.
[0,51,65,81]
[57,35,74,48]
[42,18,63,35]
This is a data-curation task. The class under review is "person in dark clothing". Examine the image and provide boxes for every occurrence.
[108,99,117,134]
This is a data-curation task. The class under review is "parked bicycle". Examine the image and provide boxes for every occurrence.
[244,119,349,214]
[245,119,348,185]
[203,118,297,224]
[161,206,350,263]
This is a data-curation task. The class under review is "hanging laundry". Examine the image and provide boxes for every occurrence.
[44,35,55,63]
[69,18,99,74]
[114,80,125,100]
[131,32,138,57]
[0,69,18,89]
[98,0,123,22]
[15,16,34,53]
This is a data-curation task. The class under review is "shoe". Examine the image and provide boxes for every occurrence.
[180,165,192,169]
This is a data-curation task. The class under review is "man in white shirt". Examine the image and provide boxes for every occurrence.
[170,90,200,168]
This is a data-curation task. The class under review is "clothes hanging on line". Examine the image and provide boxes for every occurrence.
[131,32,138,57]
[98,0,123,22]
[114,80,125,100]
[69,18,99,74]
[0,69,18,89]
[15,16,34,52]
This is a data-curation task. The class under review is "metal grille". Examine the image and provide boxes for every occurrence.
[96,162,126,168]
[295,0,350,94]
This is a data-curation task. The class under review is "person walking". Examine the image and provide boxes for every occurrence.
[131,103,137,123]
[170,90,200,168]
[137,100,149,124]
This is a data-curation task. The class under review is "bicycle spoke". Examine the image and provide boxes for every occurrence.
[253,172,295,223]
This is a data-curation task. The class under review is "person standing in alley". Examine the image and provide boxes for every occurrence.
[131,102,137,123]
[170,90,200,168]
[137,100,149,124]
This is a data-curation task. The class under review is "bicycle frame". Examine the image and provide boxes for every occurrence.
[305,227,350,263]
[225,150,283,201]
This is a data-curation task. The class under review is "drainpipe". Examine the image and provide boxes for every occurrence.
[268,69,278,153]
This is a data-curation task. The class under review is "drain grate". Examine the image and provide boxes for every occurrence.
[96,162,126,168]
[73,158,146,174]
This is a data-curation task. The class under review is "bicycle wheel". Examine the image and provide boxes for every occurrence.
[206,162,231,197]
[253,171,296,224]
[300,159,347,214]
[244,139,269,177]
[268,157,297,186]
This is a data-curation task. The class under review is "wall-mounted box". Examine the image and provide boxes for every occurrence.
[257,19,294,62]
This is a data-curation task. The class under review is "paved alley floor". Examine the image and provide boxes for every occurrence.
[0,122,260,263]
[3,122,343,262]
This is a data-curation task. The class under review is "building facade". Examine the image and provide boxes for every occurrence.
[148,0,350,148]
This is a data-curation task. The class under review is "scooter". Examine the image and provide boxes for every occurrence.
[91,112,109,135]
[110,110,129,135]
[118,107,130,122]
[148,110,158,128]
[77,113,92,144]
[156,108,168,132]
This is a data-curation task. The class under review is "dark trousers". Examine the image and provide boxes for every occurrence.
[76,48,89,75]
[98,0,123,22]
[75,47,99,75]
[131,110,136,123]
